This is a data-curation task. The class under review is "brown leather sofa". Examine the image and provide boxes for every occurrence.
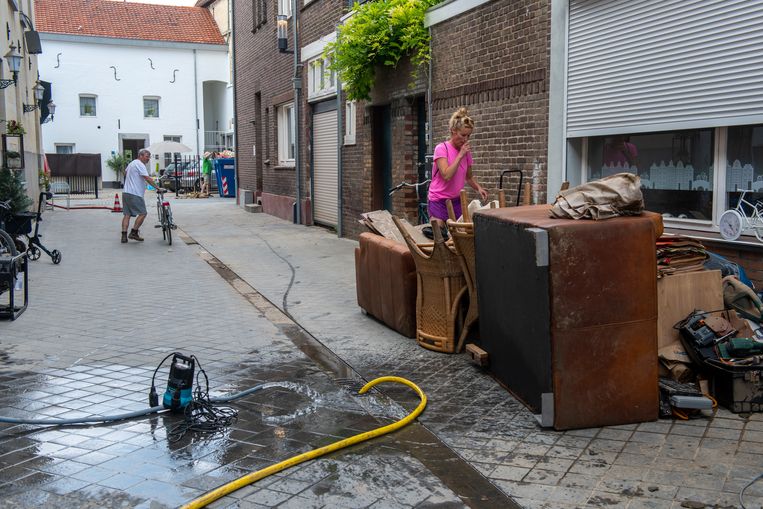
[355,232,417,338]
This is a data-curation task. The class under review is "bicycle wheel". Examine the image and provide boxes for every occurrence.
[0,229,17,256]
[162,206,172,245]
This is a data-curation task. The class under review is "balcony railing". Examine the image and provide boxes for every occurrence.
[204,131,234,154]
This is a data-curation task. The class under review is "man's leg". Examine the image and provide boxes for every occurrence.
[128,214,147,241]
[121,214,131,243]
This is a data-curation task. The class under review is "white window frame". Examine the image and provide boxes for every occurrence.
[277,102,296,166]
[79,95,97,117]
[163,135,182,167]
[344,100,356,145]
[278,0,291,17]
[576,125,763,242]
[307,56,336,101]
[55,143,75,154]
[143,96,160,118]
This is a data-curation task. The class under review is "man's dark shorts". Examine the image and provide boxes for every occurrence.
[122,192,147,217]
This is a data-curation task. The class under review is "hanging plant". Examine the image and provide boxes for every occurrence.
[325,0,439,101]
[5,120,25,135]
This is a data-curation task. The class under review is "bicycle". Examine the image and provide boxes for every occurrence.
[388,179,431,225]
[719,190,763,242]
[155,189,176,245]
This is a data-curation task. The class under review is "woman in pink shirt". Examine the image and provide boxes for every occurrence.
[428,107,488,221]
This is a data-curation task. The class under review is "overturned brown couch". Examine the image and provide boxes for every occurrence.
[355,232,417,338]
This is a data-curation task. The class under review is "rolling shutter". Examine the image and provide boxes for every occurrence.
[567,0,763,137]
[312,110,338,226]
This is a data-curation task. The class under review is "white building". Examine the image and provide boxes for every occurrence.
[35,0,231,186]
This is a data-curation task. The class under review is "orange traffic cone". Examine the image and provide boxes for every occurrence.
[111,193,122,213]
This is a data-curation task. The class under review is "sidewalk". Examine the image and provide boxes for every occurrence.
[1,195,762,508]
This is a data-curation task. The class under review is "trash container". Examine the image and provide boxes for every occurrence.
[214,158,236,198]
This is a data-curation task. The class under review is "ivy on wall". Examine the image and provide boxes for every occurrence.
[325,0,440,101]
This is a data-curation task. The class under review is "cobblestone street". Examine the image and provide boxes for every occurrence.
[1,195,763,508]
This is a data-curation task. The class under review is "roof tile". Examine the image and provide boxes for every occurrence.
[35,0,225,45]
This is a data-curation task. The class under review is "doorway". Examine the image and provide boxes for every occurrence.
[371,105,392,211]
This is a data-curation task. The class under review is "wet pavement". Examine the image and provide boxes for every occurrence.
[1,194,763,508]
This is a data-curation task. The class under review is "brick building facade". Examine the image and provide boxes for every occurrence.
[233,0,553,239]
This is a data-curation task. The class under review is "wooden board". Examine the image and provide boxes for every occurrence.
[657,270,723,349]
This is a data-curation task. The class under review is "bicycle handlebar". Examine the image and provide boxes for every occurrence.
[388,180,431,196]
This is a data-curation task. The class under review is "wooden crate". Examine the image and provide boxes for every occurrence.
[657,270,723,350]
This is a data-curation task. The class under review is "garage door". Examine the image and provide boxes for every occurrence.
[312,109,338,226]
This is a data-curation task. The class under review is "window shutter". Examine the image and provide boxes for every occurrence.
[566,0,763,137]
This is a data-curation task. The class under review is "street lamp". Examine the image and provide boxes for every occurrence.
[277,15,292,54]
[41,101,56,124]
[0,44,23,89]
[23,82,46,112]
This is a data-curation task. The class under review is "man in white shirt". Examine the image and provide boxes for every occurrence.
[121,149,161,243]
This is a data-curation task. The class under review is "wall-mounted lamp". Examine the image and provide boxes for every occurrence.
[0,44,23,89]
[41,101,56,124]
[23,82,45,111]
[277,15,293,54]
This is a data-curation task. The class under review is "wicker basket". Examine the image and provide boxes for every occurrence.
[392,216,466,353]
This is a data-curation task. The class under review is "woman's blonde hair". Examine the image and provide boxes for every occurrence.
[449,107,474,132]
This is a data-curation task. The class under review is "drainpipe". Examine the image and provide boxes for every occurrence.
[292,0,303,224]
[336,79,344,237]
[193,49,201,159]
[230,0,239,195]
[427,26,433,154]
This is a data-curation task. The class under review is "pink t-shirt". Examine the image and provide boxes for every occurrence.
[428,141,472,201]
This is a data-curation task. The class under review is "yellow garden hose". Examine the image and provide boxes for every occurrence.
[180,376,427,509]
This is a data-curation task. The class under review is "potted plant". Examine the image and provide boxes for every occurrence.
[5,151,21,169]
[105,153,128,186]
[5,120,25,135]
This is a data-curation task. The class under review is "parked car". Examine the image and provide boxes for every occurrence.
[159,161,204,192]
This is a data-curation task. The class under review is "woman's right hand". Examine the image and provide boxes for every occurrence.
[459,141,471,158]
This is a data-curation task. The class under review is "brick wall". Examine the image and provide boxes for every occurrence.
[233,0,346,222]
[341,60,428,239]
[702,240,763,290]
[430,0,551,207]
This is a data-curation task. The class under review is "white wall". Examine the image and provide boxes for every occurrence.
[37,36,228,182]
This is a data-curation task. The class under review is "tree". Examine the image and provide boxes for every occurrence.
[0,168,32,213]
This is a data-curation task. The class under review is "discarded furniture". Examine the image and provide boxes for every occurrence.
[474,205,662,430]
[354,232,417,338]
[393,216,466,353]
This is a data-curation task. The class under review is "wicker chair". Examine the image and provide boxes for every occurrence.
[392,216,467,353]
[445,190,496,352]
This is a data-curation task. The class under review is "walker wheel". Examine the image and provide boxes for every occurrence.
[51,250,62,265]
[27,246,41,261]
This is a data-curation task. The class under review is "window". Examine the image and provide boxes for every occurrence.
[55,144,75,154]
[307,57,336,100]
[79,95,96,116]
[726,125,763,218]
[344,101,356,145]
[277,102,295,165]
[252,0,266,30]
[278,0,291,17]
[144,97,160,118]
[585,129,715,221]
[163,135,181,168]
